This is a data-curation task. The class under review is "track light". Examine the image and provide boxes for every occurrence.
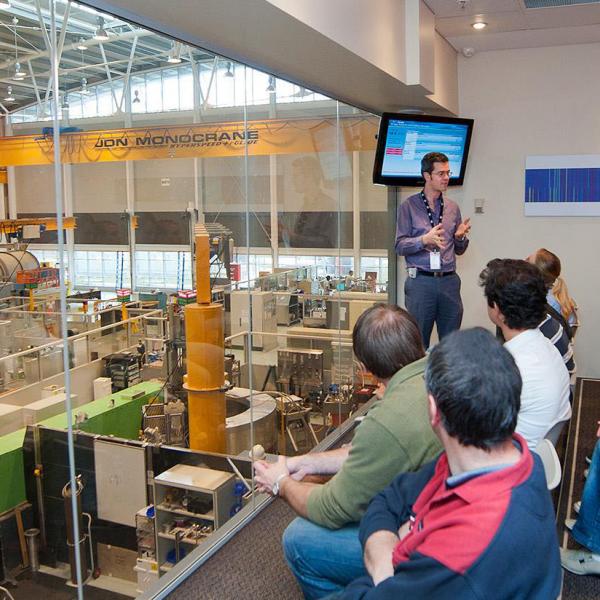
[76,38,87,51]
[224,62,234,78]
[132,89,141,104]
[12,62,25,80]
[93,17,109,41]
[4,86,14,102]
[266,75,276,93]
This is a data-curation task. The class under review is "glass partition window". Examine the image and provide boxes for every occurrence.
[0,1,389,598]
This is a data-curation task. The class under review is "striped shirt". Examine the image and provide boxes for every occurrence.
[539,313,576,377]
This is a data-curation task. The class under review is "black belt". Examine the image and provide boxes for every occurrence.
[417,270,455,278]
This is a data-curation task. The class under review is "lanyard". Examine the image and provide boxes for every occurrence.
[420,191,444,229]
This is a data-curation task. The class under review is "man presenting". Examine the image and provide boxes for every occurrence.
[395,152,471,348]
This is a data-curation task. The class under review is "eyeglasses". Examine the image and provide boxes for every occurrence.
[432,170,452,178]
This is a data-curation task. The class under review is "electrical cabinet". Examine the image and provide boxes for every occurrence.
[153,464,236,574]
[229,291,277,351]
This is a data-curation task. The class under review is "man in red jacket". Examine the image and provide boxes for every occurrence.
[337,327,561,600]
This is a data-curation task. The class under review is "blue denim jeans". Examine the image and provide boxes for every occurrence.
[282,517,367,599]
[572,439,600,554]
[404,272,463,349]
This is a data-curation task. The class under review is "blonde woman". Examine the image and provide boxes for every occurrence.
[528,248,578,330]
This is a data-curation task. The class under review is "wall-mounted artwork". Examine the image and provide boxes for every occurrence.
[525,155,600,216]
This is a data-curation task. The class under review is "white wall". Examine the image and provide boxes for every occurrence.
[457,43,600,378]
[72,162,127,212]
[268,0,407,82]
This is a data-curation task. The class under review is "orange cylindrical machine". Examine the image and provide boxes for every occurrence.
[184,228,226,452]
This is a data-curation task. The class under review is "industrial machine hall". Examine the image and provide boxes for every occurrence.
[0,0,596,599]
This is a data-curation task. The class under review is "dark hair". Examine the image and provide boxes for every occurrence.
[479,258,547,330]
[425,327,521,450]
[421,152,450,176]
[531,248,561,288]
[352,304,424,380]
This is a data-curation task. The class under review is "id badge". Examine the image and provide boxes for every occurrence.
[429,251,441,271]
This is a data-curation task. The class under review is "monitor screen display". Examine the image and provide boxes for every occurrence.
[372,113,474,187]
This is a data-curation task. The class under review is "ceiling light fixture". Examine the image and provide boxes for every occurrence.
[4,86,14,102]
[224,62,234,78]
[11,16,24,83]
[132,89,141,103]
[76,37,87,51]
[12,62,25,80]
[81,77,89,95]
[0,1,11,9]
[166,41,182,64]
[293,86,310,98]
[93,16,109,41]
[266,75,276,93]
[472,21,487,30]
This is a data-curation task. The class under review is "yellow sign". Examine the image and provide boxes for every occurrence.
[0,117,378,167]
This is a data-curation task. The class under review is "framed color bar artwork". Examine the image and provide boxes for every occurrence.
[525,155,600,216]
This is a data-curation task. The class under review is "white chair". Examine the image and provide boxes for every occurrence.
[535,438,562,490]
[545,419,570,446]
[534,439,564,599]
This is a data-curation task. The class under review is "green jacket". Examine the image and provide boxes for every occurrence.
[306,356,442,529]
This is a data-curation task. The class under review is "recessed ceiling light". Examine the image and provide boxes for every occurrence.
[472,21,487,30]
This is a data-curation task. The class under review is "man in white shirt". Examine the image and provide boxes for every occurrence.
[479,259,571,450]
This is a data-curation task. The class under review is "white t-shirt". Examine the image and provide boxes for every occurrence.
[504,328,571,450]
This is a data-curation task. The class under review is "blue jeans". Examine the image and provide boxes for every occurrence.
[572,439,600,554]
[404,272,463,349]
[282,517,367,599]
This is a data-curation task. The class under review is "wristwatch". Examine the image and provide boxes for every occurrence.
[272,473,289,496]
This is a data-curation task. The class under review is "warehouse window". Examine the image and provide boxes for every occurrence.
[135,250,192,290]
[233,253,273,285]
[11,63,329,124]
[360,256,389,283]
[278,254,354,278]
[73,250,131,290]
[29,248,65,269]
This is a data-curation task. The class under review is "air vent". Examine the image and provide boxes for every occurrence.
[524,0,600,8]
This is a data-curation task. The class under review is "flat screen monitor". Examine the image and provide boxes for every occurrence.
[372,113,474,187]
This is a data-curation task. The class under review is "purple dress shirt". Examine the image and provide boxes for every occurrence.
[395,192,469,272]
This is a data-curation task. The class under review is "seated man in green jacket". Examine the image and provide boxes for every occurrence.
[254,304,442,599]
